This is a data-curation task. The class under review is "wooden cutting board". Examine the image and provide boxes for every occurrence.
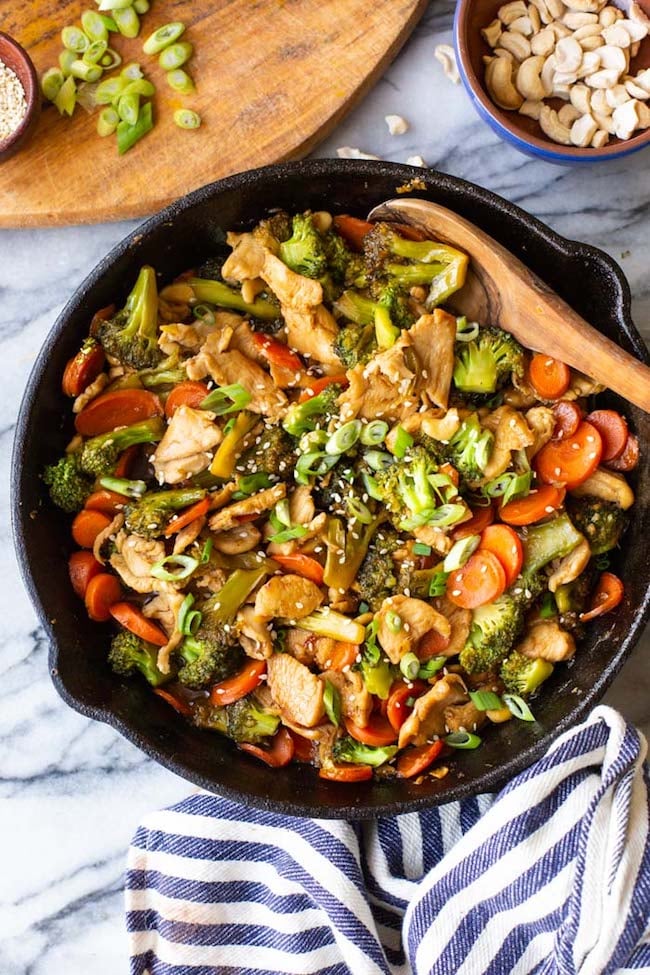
[1,0,427,227]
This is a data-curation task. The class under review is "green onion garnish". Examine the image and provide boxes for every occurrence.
[160,41,193,71]
[413,542,432,557]
[54,75,77,116]
[445,731,482,749]
[455,316,479,343]
[150,554,199,581]
[200,538,213,564]
[469,690,504,711]
[59,50,76,76]
[121,61,144,81]
[113,6,140,38]
[323,680,341,726]
[392,426,413,459]
[69,60,102,83]
[117,101,154,154]
[428,569,450,597]
[483,470,533,506]
[268,524,308,545]
[385,611,403,634]
[99,476,147,498]
[118,92,140,126]
[41,68,65,102]
[503,694,536,722]
[83,40,108,65]
[143,21,186,55]
[272,499,292,528]
[133,0,150,13]
[361,471,382,502]
[200,383,251,415]
[399,652,420,681]
[167,68,196,94]
[178,593,202,636]
[61,26,89,53]
[595,553,611,571]
[193,303,215,325]
[81,10,109,41]
[99,14,118,31]
[123,78,155,98]
[100,48,122,70]
[360,420,389,446]
[96,76,128,104]
[417,655,446,679]
[97,106,119,137]
[325,419,362,455]
[235,472,272,497]
[363,450,393,472]
[443,534,481,573]
[346,496,373,524]
[295,451,339,483]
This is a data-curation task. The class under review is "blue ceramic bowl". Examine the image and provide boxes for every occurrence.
[454,0,650,164]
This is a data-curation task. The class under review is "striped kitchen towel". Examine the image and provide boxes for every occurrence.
[126,705,650,975]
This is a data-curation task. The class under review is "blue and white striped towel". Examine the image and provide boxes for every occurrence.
[126,705,650,975]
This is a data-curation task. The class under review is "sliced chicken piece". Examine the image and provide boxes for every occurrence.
[266,511,327,558]
[564,371,604,400]
[444,699,487,734]
[571,469,634,510]
[283,629,338,669]
[263,253,323,311]
[548,537,591,593]
[398,674,468,748]
[93,513,124,564]
[409,309,457,410]
[376,595,451,664]
[172,515,206,555]
[413,525,453,556]
[432,595,472,658]
[208,483,286,533]
[213,522,262,555]
[237,605,273,659]
[481,406,534,481]
[321,669,372,728]
[221,232,267,282]
[290,486,315,526]
[158,314,242,356]
[254,574,323,621]
[516,619,576,662]
[193,564,227,594]
[267,653,325,727]
[152,405,222,485]
[525,406,555,459]
[143,591,186,674]
[419,407,462,443]
[110,532,177,595]
[282,305,342,372]
[72,372,109,413]
[185,342,287,419]
[338,336,418,423]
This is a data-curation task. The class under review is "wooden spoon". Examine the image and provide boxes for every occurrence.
[367,197,650,413]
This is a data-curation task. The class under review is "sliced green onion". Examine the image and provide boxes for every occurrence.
[77,83,100,115]
[539,592,557,619]
[418,655,446,679]
[445,731,482,749]
[200,383,251,415]
[100,48,122,70]
[594,553,610,571]
[392,426,413,459]
[99,13,118,31]
[402,504,466,531]
[443,534,481,573]
[399,652,420,681]
[222,416,237,435]
[273,499,292,528]
[503,694,536,722]
[299,429,328,453]
[118,92,140,125]
[361,471,382,502]
[428,569,450,597]
[95,76,128,104]
[99,476,147,497]
[268,524,308,544]
[364,450,393,472]
[455,316,480,343]
[295,451,339,482]
[59,50,77,76]
[54,75,77,116]
[385,610,403,633]
[469,690,504,711]
[113,6,140,38]
[117,100,154,154]
[323,680,341,726]
[150,554,199,581]
[483,471,532,506]
[62,26,89,53]
[236,472,272,496]
[98,0,133,9]
[166,68,195,94]
[360,420,388,446]
[133,0,150,12]
[41,68,65,102]
[200,538,213,563]
[143,21,186,55]
[69,59,102,82]
[192,303,215,324]
[121,61,144,81]
[159,41,193,71]
[178,593,202,636]
[81,10,109,41]
[413,542,432,556]
[346,496,373,524]
[173,108,201,130]
[123,78,155,98]
[83,39,108,64]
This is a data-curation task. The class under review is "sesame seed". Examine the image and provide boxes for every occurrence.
[451,589,462,596]
[554,467,562,476]
[572,443,580,450]
[586,435,595,443]
[544,505,555,513]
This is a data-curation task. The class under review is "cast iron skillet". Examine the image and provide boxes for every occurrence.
[12,160,650,818]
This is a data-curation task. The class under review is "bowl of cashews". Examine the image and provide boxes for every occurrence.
[454,0,650,162]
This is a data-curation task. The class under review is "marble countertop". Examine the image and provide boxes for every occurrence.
[2,3,649,971]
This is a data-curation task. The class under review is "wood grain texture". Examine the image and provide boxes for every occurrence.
[1,0,427,227]
[370,197,650,414]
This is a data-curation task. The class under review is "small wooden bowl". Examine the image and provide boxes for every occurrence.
[0,32,40,162]
[454,0,650,163]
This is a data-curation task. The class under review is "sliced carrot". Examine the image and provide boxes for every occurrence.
[387,680,426,733]
[586,410,628,462]
[251,333,303,372]
[452,504,494,540]
[109,602,168,646]
[75,388,163,436]
[239,727,295,768]
[319,764,373,782]
[328,642,359,672]
[417,628,451,659]
[163,497,210,536]
[62,342,106,398]
[606,433,639,472]
[164,381,210,418]
[84,573,122,622]
[535,420,603,489]
[479,524,523,587]
[332,214,374,251]
[551,400,582,441]
[397,740,445,779]
[446,550,507,609]
[529,354,571,400]
[439,462,460,488]
[209,659,267,706]
[344,714,397,747]
[71,509,112,549]
[499,484,566,526]
[580,572,624,622]
[114,444,140,478]
[289,730,315,763]
[68,550,103,600]
[273,553,324,586]
[154,687,193,716]
[85,489,128,518]
[298,374,349,402]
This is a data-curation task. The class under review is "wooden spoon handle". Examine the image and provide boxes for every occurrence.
[368,198,650,414]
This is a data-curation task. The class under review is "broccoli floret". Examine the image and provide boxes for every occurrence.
[95,266,162,370]
[322,228,358,284]
[176,566,269,689]
[323,511,389,593]
[375,445,464,531]
[108,630,170,687]
[192,694,281,743]
[188,277,280,322]
[459,595,523,674]
[312,456,356,515]
[522,513,585,576]
[43,452,93,513]
[453,326,524,398]
[333,321,377,369]
[238,425,296,483]
[445,414,494,483]
[332,736,397,767]
[138,353,187,390]
[500,652,554,695]
[355,526,401,610]
[566,496,628,556]
[554,565,597,634]
[279,212,328,279]
[282,384,342,437]
[124,487,206,538]
[79,416,165,478]
[334,286,413,352]
[256,210,292,243]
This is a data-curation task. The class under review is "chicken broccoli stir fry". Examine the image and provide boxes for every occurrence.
[46,208,637,783]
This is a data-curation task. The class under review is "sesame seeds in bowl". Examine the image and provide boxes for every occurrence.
[0,32,40,161]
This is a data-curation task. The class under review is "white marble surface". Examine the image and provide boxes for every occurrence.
[2,3,649,971]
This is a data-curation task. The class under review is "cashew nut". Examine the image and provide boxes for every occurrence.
[629,2,650,28]
[482,18,503,47]
[624,78,650,100]
[554,70,579,85]
[590,88,612,114]
[573,22,603,39]
[570,112,598,144]
[599,6,617,27]
[529,5,542,32]
[591,128,610,146]
[570,82,592,112]
[486,55,524,109]
[598,45,627,73]
[578,51,602,76]
[530,0,553,25]
[602,23,632,46]
[510,15,535,34]
[558,102,582,124]
[586,67,621,88]
[498,0,528,25]
[519,98,544,118]
[562,0,602,11]
[547,0,567,17]
[605,83,631,107]
[636,101,650,127]
[635,69,650,93]
[434,44,460,84]
[499,29,532,59]
[531,27,556,55]
[516,55,547,99]
[539,104,572,142]
[541,53,558,94]
[619,18,648,42]
[563,11,599,28]
[612,98,639,138]
[579,34,605,50]
[555,36,585,72]
[548,20,572,39]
